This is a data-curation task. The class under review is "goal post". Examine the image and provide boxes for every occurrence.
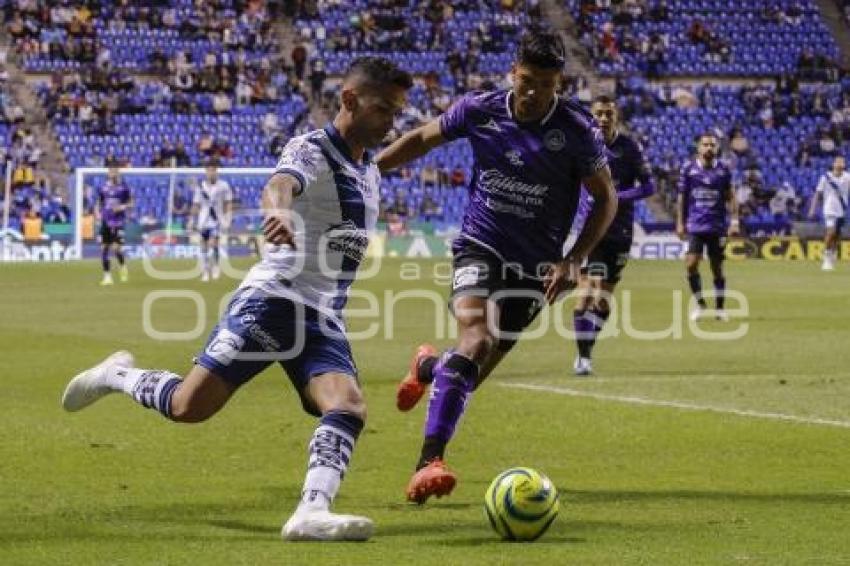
[73,166,275,260]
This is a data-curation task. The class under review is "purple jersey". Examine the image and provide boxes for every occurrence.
[440,90,608,274]
[677,159,732,235]
[98,181,131,228]
[603,133,654,243]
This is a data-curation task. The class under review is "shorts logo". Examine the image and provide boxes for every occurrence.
[205,328,245,366]
[544,129,566,151]
[453,265,479,290]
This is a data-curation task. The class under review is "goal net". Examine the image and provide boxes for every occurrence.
[73,166,274,261]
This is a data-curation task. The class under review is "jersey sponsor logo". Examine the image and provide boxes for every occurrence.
[205,328,245,366]
[505,150,524,167]
[453,265,479,289]
[325,220,369,263]
[543,129,566,151]
[481,118,502,133]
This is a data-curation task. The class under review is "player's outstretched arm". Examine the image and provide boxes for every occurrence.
[261,173,299,248]
[375,119,446,173]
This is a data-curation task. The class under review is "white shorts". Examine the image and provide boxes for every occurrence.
[824,215,845,230]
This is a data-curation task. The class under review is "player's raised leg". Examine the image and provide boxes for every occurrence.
[405,294,495,504]
[62,356,235,423]
[282,372,373,541]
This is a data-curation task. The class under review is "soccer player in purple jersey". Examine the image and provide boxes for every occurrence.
[572,95,654,376]
[375,31,617,504]
[97,163,133,286]
[676,132,739,322]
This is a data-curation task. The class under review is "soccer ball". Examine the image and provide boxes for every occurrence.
[484,467,560,541]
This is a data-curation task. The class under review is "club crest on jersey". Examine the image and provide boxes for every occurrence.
[505,150,524,167]
[481,118,502,133]
[543,129,566,151]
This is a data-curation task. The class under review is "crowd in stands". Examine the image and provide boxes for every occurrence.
[618,72,850,232]
[3,0,850,240]
[0,41,68,238]
[569,0,841,78]
[3,0,311,168]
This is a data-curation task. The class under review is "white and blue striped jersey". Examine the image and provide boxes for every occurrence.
[193,179,233,229]
[239,124,380,326]
[815,171,850,218]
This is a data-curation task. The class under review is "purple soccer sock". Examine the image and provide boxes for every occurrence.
[418,352,478,468]
[101,248,110,272]
[585,307,610,356]
[573,309,596,358]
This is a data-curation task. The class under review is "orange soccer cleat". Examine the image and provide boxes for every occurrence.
[405,458,457,504]
[396,344,438,412]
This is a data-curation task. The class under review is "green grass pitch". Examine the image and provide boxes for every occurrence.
[1,258,849,565]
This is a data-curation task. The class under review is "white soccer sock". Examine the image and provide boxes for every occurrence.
[102,365,146,394]
[200,248,209,274]
[102,366,182,418]
[297,412,363,512]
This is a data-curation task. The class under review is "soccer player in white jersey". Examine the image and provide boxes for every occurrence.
[61,57,412,541]
[188,160,233,281]
[808,155,850,271]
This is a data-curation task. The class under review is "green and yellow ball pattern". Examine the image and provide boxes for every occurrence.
[484,467,560,541]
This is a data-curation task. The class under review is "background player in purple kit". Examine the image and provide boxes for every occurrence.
[571,95,654,376]
[375,30,617,504]
[97,163,133,286]
[676,132,740,321]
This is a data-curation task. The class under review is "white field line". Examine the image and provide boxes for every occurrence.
[500,382,850,429]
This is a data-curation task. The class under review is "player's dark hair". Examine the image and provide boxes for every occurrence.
[344,56,413,90]
[592,94,617,106]
[698,131,718,143]
[517,30,566,70]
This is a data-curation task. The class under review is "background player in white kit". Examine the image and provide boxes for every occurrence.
[60,57,412,542]
[188,160,233,281]
[808,155,850,271]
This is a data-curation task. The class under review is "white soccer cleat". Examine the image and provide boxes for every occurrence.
[201,271,210,282]
[212,265,221,280]
[100,273,114,286]
[281,509,373,542]
[821,260,835,271]
[61,351,135,412]
[715,310,730,322]
[573,356,593,376]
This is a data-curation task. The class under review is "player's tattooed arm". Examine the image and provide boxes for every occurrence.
[375,119,446,173]
[261,173,299,248]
